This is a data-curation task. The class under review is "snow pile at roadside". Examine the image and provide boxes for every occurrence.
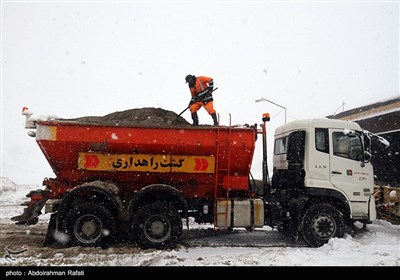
[284,224,400,266]
[0,177,42,205]
[0,177,46,224]
[0,177,17,195]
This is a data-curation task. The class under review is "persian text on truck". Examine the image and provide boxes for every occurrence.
[14,107,385,248]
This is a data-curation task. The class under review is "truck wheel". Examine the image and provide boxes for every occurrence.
[301,203,345,247]
[62,202,116,248]
[132,202,182,249]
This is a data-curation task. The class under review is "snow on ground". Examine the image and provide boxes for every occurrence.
[0,177,399,266]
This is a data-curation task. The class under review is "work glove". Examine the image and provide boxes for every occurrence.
[189,97,197,106]
[208,86,214,93]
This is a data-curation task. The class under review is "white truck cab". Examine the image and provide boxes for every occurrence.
[269,118,376,246]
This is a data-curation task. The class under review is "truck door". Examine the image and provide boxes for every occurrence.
[329,129,373,217]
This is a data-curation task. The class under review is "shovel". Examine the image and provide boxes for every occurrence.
[177,87,218,118]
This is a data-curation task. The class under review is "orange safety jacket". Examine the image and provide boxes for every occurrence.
[190,76,214,103]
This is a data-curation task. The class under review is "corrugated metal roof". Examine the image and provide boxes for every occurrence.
[327,96,400,121]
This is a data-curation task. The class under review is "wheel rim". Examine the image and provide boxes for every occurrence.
[143,214,171,243]
[74,214,103,244]
[311,214,336,240]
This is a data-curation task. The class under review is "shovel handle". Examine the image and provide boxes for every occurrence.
[177,87,219,117]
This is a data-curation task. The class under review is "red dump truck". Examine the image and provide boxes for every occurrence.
[14,107,379,249]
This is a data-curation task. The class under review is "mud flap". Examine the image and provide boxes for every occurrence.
[43,213,57,247]
[11,190,49,225]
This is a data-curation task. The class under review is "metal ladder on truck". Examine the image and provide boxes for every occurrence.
[213,113,233,229]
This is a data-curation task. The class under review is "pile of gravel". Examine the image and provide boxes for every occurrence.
[59,107,191,127]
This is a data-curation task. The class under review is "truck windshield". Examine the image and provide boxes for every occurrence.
[332,132,363,161]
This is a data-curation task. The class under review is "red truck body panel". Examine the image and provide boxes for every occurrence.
[35,121,257,199]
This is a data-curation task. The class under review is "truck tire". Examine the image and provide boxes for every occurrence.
[132,201,182,249]
[301,203,345,247]
[62,202,116,248]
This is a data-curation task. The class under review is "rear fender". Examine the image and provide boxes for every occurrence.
[128,184,188,219]
[57,181,128,223]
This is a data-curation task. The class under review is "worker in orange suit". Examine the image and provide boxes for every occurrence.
[185,74,218,126]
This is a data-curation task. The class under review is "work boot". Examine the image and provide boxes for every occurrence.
[211,113,218,126]
[191,112,199,126]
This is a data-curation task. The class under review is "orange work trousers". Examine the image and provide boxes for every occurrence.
[189,101,216,115]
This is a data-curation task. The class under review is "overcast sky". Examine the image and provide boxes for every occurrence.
[1,0,399,185]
